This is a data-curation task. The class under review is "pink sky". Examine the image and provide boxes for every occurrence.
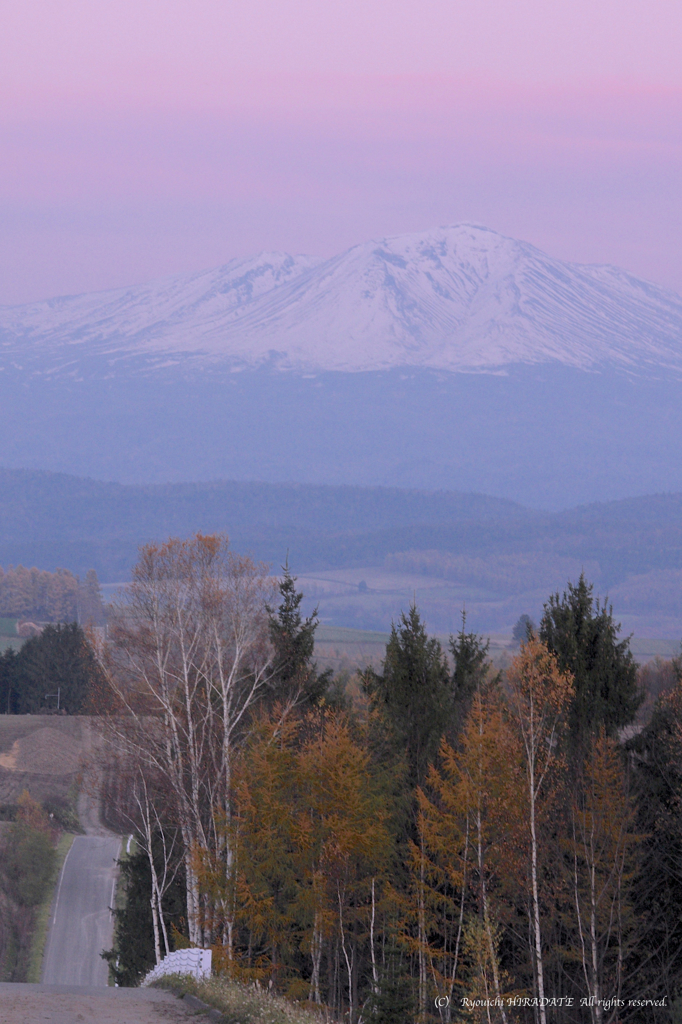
[1,0,681,303]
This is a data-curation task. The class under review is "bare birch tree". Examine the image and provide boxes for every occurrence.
[133,770,180,964]
[99,534,276,949]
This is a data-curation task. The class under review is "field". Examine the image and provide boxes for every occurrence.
[314,623,679,675]
[0,716,93,808]
[296,561,682,638]
[299,565,509,637]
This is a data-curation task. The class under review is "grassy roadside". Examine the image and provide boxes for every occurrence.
[26,831,76,983]
[155,974,324,1024]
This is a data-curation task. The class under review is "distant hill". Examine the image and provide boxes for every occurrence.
[0,467,534,577]
[1,468,682,638]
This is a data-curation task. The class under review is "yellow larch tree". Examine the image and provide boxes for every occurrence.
[505,637,573,1024]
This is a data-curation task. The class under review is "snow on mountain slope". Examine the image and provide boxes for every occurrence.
[0,251,323,373]
[2,225,681,377]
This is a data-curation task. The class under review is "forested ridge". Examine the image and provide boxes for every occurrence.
[86,536,682,1023]
[3,467,682,584]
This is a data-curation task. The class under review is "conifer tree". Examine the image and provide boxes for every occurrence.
[540,574,642,745]
[368,946,416,1024]
[14,622,102,713]
[230,708,392,1011]
[78,568,106,624]
[628,678,682,1010]
[362,603,451,789]
[449,610,494,738]
[268,562,330,706]
[102,846,186,986]
[0,647,18,714]
[416,681,517,1022]
[512,614,535,645]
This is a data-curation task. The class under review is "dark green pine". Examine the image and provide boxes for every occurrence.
[540,572,643,744]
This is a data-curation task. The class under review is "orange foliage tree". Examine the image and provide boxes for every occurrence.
[505,638,573,1024]
[566,731,641,1023]
[416,679,519,1023]
[212,708,394,1021]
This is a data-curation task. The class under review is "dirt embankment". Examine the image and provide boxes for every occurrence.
[0,716,96,807]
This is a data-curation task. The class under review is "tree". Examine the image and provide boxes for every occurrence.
[267,563,331,707]
[566,731,641,1024]
[540,574,642,745]
[512,614,535,646]
[368,945,416,1024]
[101,533,277,949]
[362,603,451,789]
[2,792,56,907]
[102,845,186,986]
[627,678,682,1013]
[449,610,494,739]
[0,564,80,621]
[296,711,392,1019]
[460,916,511,1024]
[505,638,573,1024]
[224,708,393,1018]
[14,622,102,713]
[0,792,58,981]
[78,568,105,625]
[0,648,18,714]
[102,851,157,986]
[416,682,517,1023]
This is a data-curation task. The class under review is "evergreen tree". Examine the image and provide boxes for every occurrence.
[268,562,331,706]
[363,603,451,788]
[13,622,102,714]
[512,613,535,645]
[368,947,416,1024]
[0,648,18,714]
[102,851,157,986]
[539,574,643,744]
[627,684,682,1012]
[102,845,186,986]
[449,610,493,737]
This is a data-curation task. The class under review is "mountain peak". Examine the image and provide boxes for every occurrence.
[2,225,681,378]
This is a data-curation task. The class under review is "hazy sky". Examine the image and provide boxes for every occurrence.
[1,0,681,302]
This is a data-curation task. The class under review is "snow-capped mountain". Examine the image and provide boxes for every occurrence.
[2,225,681,378]
[3,224,682,508]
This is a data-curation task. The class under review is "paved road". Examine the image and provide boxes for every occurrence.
[42,835,122,986]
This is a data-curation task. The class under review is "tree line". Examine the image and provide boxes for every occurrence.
[0,792,61,980]
[89,533,682,1024]
[0,564,104,623]
[0,622,102,714]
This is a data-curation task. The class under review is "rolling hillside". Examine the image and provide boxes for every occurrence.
[1,468,681,637]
